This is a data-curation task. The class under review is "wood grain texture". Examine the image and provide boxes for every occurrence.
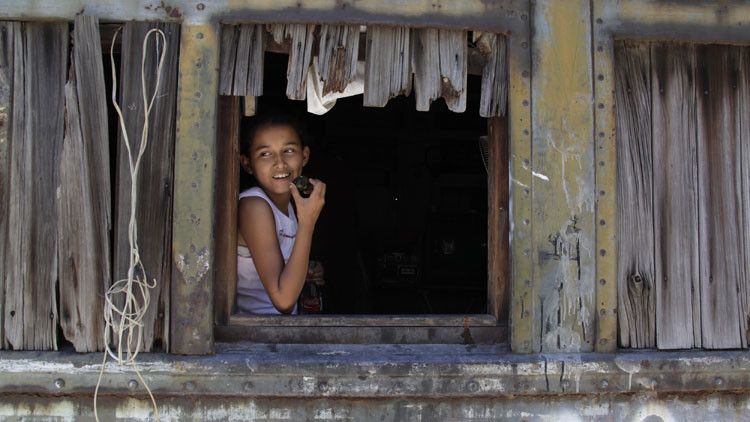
[57,16,111,352]
[740,47,750,349]
[219,25,239,95]
[214,96,240,325]
[285,24,315,101]
[4,23,67,350]
[487,117,509,322]
[114,22,180,352]
[317,25,359,96]
[695,44,746,349]
[412,28,467,112]
[614,41,655,348]
[651,42,701,349]
[363,26,411,107]
[478,33,507,118]
[0,22,16,349]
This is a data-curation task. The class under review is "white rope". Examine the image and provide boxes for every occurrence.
[94,27,167,422]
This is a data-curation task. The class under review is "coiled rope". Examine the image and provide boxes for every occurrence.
[94,27,166,422]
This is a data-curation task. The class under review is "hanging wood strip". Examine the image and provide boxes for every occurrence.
[740,47,750,351]
[614,41,655,349]
[57,16,111,352]
[478,33,508,118]
[695,45,746,349]
[412,29,467,112]
[4,22,67,350]
[218,25,239,95]
[651,42,701,349]
[114,22,180,352]
[487,117,509,322]
[364,26,411,107]
[317,25,360,96]
[285,24,315,101]
[0,22,16,350]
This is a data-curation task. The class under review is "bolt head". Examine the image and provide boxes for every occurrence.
[128,379,139,390]
[54,378,65,389]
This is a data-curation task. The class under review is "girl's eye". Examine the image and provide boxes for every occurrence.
[258,151,271,157]
[284,149,296,154]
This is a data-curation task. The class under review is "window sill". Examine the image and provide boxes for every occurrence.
[216,314,507,344]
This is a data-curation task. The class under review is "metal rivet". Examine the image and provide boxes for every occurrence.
[597,74,604,81]
[599,249,606,256]
[715,377,724,386]
[523,129,530,136]
[196,32,204,40]
[524,279,531,286]
[596,18,603,24]
[599,379,609,388]
[598,132,605,138]
[54,378,65,389]
[600,190,606,196]
[523,248,530,256]
[524,219,530,225]
[318,381,329,392]
[523,159,530,166]
[600,308,606,316]
[522,70,529,78]
[522,100,529,107]
[524,188,530,194]
[196,3,205,10]
[195,91,202,98]
[599,279,606,285]
[561,379,571,389]
[243,382,254,391]
[466,381,479,392]
[599,338,609,345]
[599,161,605,167]
[598,103,605,109]
[185,381,196,391]
[521,14,528,21]
[128,379,139,390]
[600,219,606,226]
[597,46,604,52]
[521,42,528,49]
[523,310,530,317]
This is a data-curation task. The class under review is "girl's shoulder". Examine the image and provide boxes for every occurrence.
[239,186,268,200]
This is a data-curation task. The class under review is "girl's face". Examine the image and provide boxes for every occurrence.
[241,124,309,197]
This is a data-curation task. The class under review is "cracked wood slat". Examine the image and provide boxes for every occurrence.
[487,117,509,322]
[412,29,467,112]
[0,22,16,349]
[219,24,264,96]
[363,26,411,107]
[285,24,315,101]
[614,41,655,349]
[317,25,359,96]
[4,23,67,350]
[114,22,180,352]
[57,16,111,352]
[478,33,507,118]
[651,42,701,349]
[531,0,595,353]
[171,24,219,355]
[741,48,750,350]
[696,45,746,349]
[214,96,240,325]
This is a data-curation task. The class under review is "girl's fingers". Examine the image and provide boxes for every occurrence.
[289,183,302,203]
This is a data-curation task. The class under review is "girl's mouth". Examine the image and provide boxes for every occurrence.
[272,172,291,180]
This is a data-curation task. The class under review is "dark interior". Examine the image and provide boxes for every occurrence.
[250,52,489,314]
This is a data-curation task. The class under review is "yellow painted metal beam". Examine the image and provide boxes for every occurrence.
[171,23,220,355]
[529,0,595,353]
[592,0,617,353]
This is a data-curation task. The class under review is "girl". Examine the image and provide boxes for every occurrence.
[236,114,326,314]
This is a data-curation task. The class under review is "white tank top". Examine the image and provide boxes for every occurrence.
[237,187,298,315]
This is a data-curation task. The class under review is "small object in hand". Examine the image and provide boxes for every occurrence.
[292,175,314,198]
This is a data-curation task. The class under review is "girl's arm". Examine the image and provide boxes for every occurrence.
[238,180,326,313]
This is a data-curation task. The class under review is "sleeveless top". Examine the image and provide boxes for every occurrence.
[237,187,298,315]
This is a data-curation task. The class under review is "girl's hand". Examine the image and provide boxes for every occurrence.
[290,178,326,228]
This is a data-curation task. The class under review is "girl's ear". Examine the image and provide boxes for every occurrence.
[239,154,253,174]
[302,146,310,167]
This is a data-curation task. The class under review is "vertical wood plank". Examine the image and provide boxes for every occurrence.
[531,0,595,352]
[5,23,67,350]
[740,47,750,349]
[171,23,219,355]
[285,24,315,101]
[487,117,509,322]
[317,25,360,96]
[214,96,240,325]
[614,41,655,348]
[478,33,507,118]
[57,16,111,352]
[114,22,180,352]
[651,42,701,349]
[219,25,239,96]
[0,22,16,350]
[696,45,746,349]
[412,29,467,112]
[234,24,265,97]
[363,26,411,107]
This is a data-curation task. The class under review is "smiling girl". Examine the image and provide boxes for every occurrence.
[237,114,326,315]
